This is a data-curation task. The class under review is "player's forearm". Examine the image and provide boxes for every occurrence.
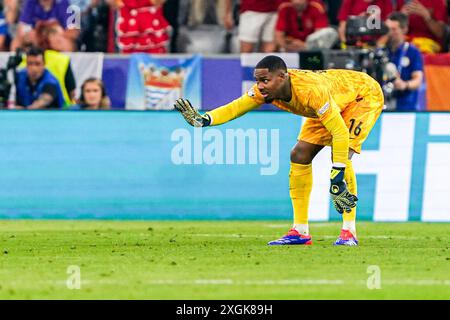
[338,21,346,43]
[425,18,445,39]
[224,0,233,15]
[322,113,349,165]
[408,72,423,90]
[28,100,48,110]
[28,94,53,110]
[0,36,5,51]
[275,31,287,50]
[206,96,260,126]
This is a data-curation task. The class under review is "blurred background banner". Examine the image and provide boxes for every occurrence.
[66,52,104,99]
[2,52,450,111]
[125,54,202,110]
[424,53,450,110]
[0,111,448,221]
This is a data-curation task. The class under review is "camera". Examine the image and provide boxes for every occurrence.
[357,47,398,108]
[342,16,394,105]
[345,15,389,47]
[0,49,24,109]
[357,47,389,82]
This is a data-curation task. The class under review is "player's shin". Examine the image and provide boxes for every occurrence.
[343,159,357,236]
[289,162,313,235]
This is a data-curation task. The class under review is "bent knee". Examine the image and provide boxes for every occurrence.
[290,147,313,165]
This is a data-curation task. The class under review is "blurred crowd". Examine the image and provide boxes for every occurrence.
[0,0,449,54]
[2,0,449,112]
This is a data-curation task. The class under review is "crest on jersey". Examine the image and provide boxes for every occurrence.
[247,87,256,97]
[401,57,410,68]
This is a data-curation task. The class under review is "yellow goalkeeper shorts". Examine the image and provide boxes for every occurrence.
[298,90,384,154]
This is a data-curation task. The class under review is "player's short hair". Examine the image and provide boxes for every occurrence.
[388,12,409,29]
[26,46,45,62]
[255,55,287,73]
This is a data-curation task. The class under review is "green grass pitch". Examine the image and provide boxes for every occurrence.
[0,220,449,299]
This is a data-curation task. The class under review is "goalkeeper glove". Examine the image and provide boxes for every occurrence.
[173,98,211,127]
[330,166,358,214]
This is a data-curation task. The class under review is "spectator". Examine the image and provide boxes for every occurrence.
[18,45,77,106]
[0,0,21,51]
[11,0,80,52]
[70,77,110,110]
[385,12,424,111]
[392,0,403,10]
[163,0,179,53]
[176,0,234,54]
[399,0,447,53]
[323,0,342,26]
[0,9,8,50]
[224,0,280,52]
[113,0,171,54]
[15,46,65,109]
[185,0,226,27]
[445,0,450,51]
[3,0,20,27]
[43,49,76,106]
[73,0,109,52]
[275,0,338,52]
[338,0,394,46]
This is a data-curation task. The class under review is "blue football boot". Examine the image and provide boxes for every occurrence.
[334,229,359,246]
[268,229,312,245]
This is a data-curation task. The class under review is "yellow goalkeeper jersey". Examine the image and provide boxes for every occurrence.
[207,68,382,125]
[206,68,384,164]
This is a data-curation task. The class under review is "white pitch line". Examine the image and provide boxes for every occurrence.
[141,279,450,286]
[241,279,345,285]
[65,279,450,286]
[321,235,421,240]
[265,223,337,228]
[0,279,352,286]
[191,233,265,238]
[383,280,450,286]
[4,279,450,287]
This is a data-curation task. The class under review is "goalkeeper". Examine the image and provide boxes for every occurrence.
[174,55,383,246]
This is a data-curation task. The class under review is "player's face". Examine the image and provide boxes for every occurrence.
[83,82,103,108]
[254,68,287,103]
[26,55,45,83]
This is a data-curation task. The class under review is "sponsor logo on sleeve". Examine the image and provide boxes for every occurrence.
[318,102,330,115]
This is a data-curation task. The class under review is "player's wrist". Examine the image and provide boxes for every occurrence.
[202,113,211,127]
[330,165,345,186]
[332,162,346,169]
[424,14,433,23]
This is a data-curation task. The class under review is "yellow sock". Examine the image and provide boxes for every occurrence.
[289,163,313,229]
[343,159,357,235]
